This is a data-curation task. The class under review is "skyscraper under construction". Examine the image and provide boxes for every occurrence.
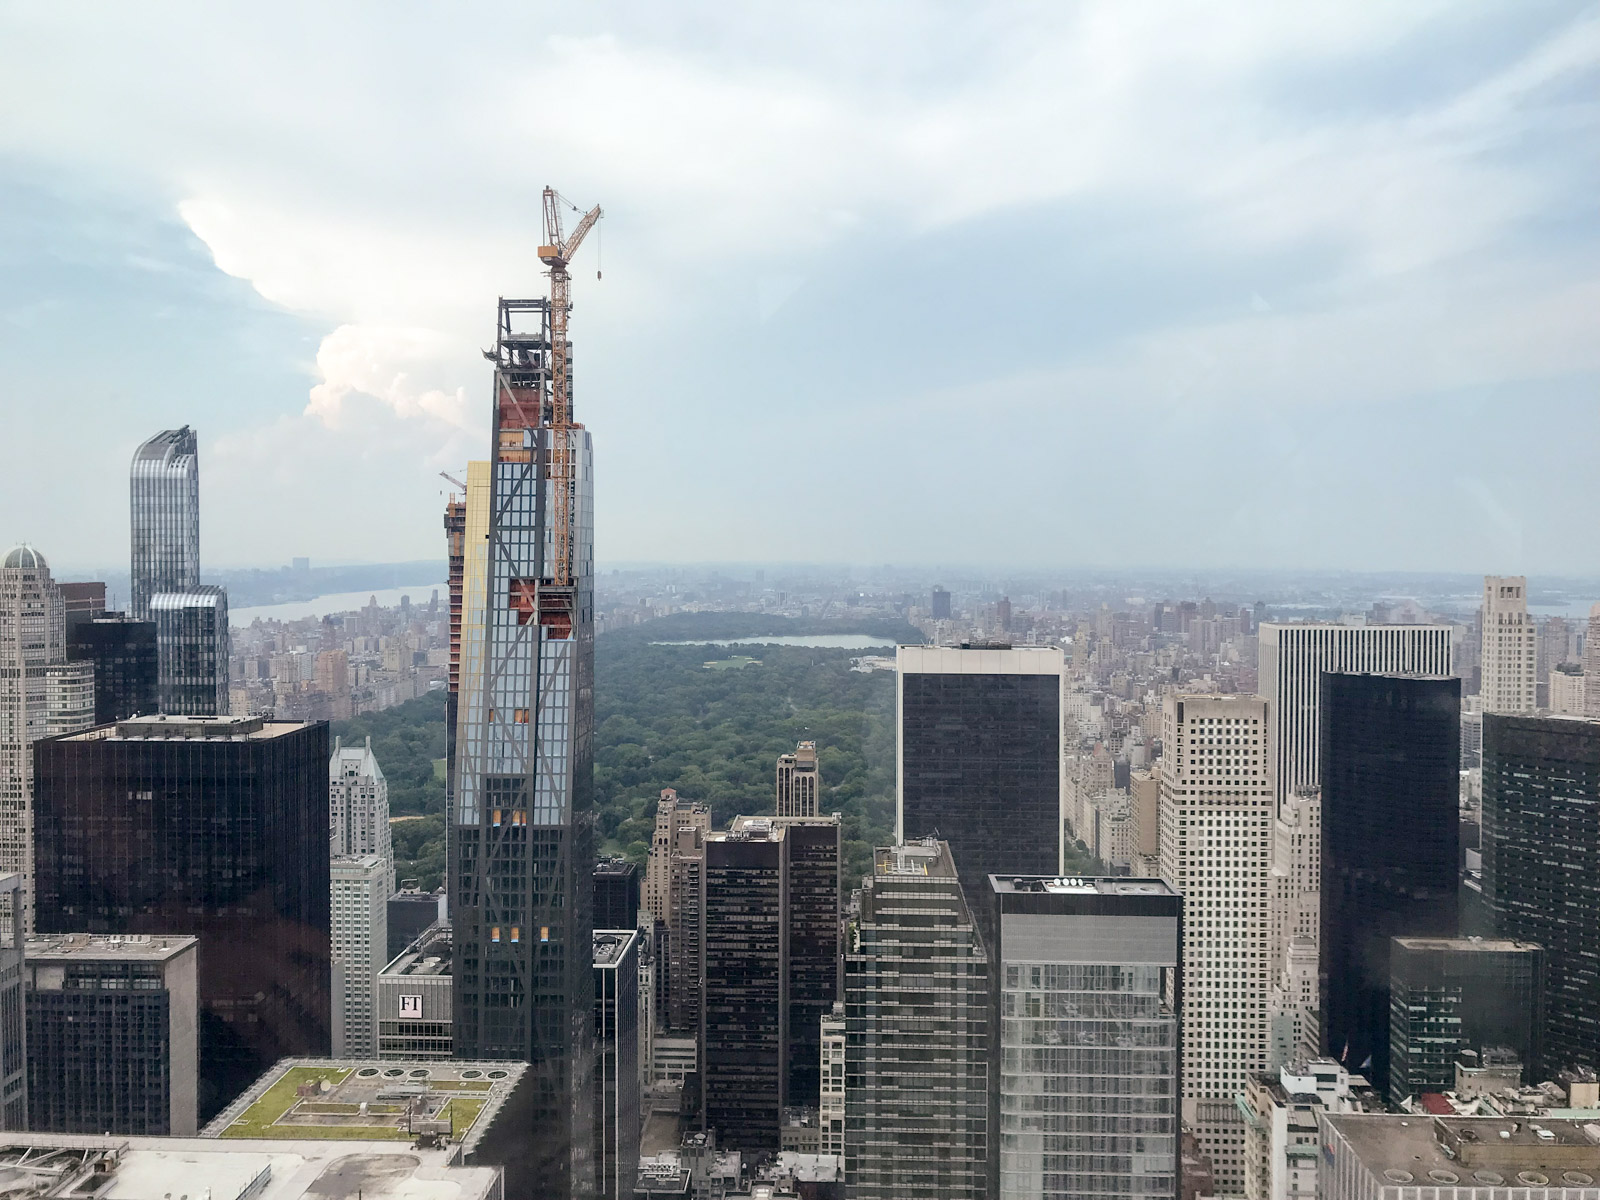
[451,191,602,1198]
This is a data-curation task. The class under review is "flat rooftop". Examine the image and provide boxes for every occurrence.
[204,1059,523,1153]
[0,1136,499,1200]
[25,932,196,962]
[874,838,957,879]
[382,926,451,976]
[1393,936,1541,953]
[594,928,638,967]
[63,714,311,742]
[990,875,1179,898]
[1326,1115,1600,1181]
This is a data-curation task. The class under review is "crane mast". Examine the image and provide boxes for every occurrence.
[538,187,602,588]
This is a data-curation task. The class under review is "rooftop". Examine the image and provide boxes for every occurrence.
[873,838,957,879]
[1393,936,1542,953]
[594,928,638,968]
[0,1135,498,1200]
[204,1059,524,1154]
[25,932,196,962]
[1325,1115,1600,1184]
[382,925,451,976]
[990,875,1179,898]
[63,714,311,742]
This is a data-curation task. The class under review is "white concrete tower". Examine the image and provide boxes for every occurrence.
[1480,576,1536,714]
[1159,693,1274,1198]
[330,853,388,1057]
[330,736,394,895]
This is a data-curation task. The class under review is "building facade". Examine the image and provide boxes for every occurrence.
[331,853,388,1058]
[1481,714,1600,1073]
[386,884,445,964]
[593,858,640,932]
[1550,664,1586,716]
[67,615,158,723]
[150,588,229,717]
[1256,623,1453,806]
[1585,604,1600,720]
[819,1003,844,1158]
[1319,674,1459,1092]
[0,547,96,933]
[776,741,821,818]
[24,932,198,1136]
[644,791,711,1034]
[594,929,640,1200]
[329,736,393,886]
[129,427,200,622]
[897,644,1064,908]
[1480,577,1536,715]
[449,294,596,1198]
[32,714,331,1120]
[844,840,988,1200]
[0,875,24,1129]
[1159,693,1273,1195]
[989,875,1182,1200]
[376,922,452,1058]
[1387,937,1543,1104]
[1241,1060,1374,1200]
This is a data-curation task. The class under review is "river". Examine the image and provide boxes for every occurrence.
[230,583,447,626]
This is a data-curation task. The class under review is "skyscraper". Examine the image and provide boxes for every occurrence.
[644,791,711,1033]
[24,932,199,1135]
[1387,937,1543,1104]
[1584,605,1600,720]
[593,858,641,932]
[1319,673,1459,1090]
[1481,714,1600,1073]
[330,853,388,1058]
[897,644,1064,909]
[988,874,1181,1200]
[67,614,158,723]
[776,740,821,817]
[1158,693,1272,1196]
[329,735,394,890]
[844,840,988,1200]
[129,427,199,622]
[0,875,24,1130]
[0,547,95,931]
[150,587,228,716]
[33,713,331,1119]
[593,928,640,1200]
[931,586,952,621]
[1480,577,1536,714]
[1256,622,1453,806]
[450,286,597,1196]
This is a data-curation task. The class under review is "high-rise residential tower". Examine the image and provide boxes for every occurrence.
[844,840,987,1200]
[1584,604,1600,720]
[1480,577,1536,714]
[1319,673,1459,1089]
[1256,622,1453,806]
[330,853,388,1058]
[33,714,331,1120]
[988,874,1181,1200]
[897,643,1064,910]
[150,588,229,716]
[1158,693,1272,1196]
[593,928,640,1200]
[776,740,821,817]
[129,427,199,621]
[330,735,394,891]
[1482,713,1600,1073]
[643,790,711,1033]
[450,281,597,1195]
[0,547,95,931]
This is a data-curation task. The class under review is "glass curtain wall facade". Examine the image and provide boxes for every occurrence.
[1319,674,1460,1089]
[67,616,158,723]
[150,589,229,717]
[129,427,199,622]
[844,839,988,1200]
[32,715,331,1121]
[989,876,1182,1200]
[897,645,1064,911]
[1482,714,1600,1073]
[451,297,596,1198]
[593,929,640,1200]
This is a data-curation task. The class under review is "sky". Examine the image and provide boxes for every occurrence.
[1,2,1597,574]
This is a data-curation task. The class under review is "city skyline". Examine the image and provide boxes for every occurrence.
[3,4,1598,571]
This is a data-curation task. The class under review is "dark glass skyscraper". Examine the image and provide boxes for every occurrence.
[1482,714,1600,1072]
[1319,673,1459,1085]
[129,427,199,622]
[67,615,158,723]
[593,858,641,932]
[451,293,596,1196]
[32,714,331,1120]
[896,645,1063,909]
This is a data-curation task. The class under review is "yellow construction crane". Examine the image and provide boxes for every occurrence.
[538,187,602,588]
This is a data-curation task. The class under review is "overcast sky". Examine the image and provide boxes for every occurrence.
[2,3,1597,574]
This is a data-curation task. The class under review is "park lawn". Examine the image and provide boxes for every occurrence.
[222,1066,354,1137]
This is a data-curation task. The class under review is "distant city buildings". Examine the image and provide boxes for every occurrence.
[1482,714,1600,1073]
[1319,673,1459,1090]
[989,875,1181,1200]
[0,546,95,931]
[1586,603,1600,720]
[844,839,988,1200]
[1256,622,1453,805]
[897,644,1064,908]
[1159,692,1272,1196]
[775,740,821,817]
[33,713,331,1120]
[1480,577,1536,714]
[24,932,198,1136]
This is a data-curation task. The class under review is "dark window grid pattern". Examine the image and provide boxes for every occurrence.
[27,990,173,1135]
